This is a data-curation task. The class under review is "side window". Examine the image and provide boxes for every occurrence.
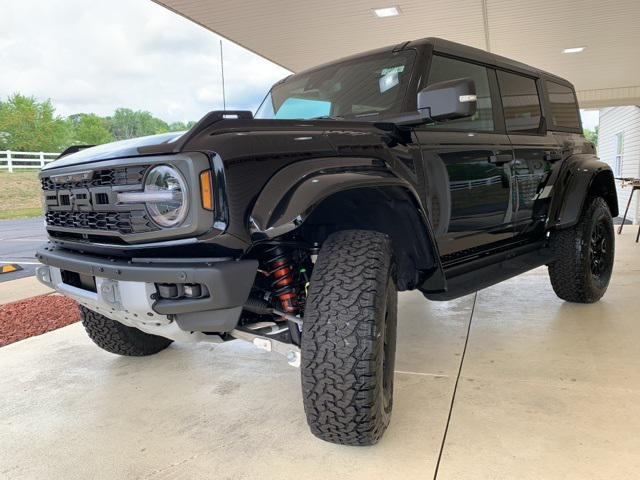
[426,55,494,131]
[497,71,542,134]
[546,81,581,130]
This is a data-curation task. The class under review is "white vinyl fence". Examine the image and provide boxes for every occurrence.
[0,150,60,172]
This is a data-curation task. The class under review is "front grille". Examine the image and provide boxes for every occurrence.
[41,165,147,191]
[42,164,159,239]
[45,210,157,234]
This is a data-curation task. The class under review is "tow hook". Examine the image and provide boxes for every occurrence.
[230,329,301,368]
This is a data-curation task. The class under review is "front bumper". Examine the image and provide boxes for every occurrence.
[36,246,257,339]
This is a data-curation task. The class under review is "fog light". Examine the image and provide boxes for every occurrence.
[156,283,207,300]
[183,284,202,298]
[157,283,180,299]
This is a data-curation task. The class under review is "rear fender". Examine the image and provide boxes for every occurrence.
[547,154,618,229]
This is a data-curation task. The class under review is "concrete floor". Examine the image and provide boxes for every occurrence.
[1,231,639,480]
[0,276,52,304]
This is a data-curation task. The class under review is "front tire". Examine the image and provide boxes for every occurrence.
[80,306,173,356]
[301,230,397,446]
[548,196,614,303]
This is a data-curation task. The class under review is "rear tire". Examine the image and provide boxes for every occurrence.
[301,230,397,446]
[80,306,173,356]
[548,196,614,303]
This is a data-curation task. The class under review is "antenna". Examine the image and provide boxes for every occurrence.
[220,39,227,110]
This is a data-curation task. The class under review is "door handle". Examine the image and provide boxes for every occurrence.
[489,153,512,164]
[544,152,563,162]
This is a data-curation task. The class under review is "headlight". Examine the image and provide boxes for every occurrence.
[143,165,189,227]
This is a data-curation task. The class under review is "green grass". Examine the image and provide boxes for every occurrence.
[0,170,44,220]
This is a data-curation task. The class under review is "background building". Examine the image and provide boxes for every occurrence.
[599,106,640,224]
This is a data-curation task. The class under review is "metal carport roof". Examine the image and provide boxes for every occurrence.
[153,0,640,108]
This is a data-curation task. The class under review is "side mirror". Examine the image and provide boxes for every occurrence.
[417,78,477,122]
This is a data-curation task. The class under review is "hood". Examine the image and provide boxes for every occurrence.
[42,110,394,172]
[42,131,186,170]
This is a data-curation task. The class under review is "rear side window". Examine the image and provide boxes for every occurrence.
[426,55,494,131]
[497,71,542,134]
[546,81,581,130]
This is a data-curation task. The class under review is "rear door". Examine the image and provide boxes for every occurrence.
[496,70,561,236]
[414,54,515,258]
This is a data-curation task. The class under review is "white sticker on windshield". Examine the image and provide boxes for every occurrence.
[381,66,405,75]
[379,71,400,93]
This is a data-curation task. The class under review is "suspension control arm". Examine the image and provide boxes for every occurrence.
[243,299,303,326]
[230,329,301,367]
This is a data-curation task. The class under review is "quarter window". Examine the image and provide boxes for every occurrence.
[426,55,494,131]
[546,81,581,130]
[497,71,542,134]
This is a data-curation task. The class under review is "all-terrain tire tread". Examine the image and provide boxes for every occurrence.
[80,305,172,356]
[548,196,613,303]
[301,230,396,446]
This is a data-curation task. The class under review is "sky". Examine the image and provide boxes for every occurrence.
[0,0,598,129]
[0,0,291,123]
[581,110,598,131]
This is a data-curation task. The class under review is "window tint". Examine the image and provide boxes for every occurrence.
[546,81,581,130]
[426,55,494,131]
[275,98,330,119]
[497,71,542,134]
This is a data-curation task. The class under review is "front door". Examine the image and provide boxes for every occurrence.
[416,131,514,257]
[414,54,515,258]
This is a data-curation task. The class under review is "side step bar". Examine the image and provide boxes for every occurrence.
[425,241,554,301]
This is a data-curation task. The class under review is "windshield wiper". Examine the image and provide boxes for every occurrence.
[354,112,380,118]
[309,115,344,120]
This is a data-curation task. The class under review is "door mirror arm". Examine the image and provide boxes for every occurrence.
[377,77,478,128]
[375,110,434,128]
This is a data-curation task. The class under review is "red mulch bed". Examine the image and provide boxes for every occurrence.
[0,295,80,347]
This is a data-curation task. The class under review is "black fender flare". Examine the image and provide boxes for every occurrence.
[547,154,618,229]
[249,157,446,292]
[251,157,401,237]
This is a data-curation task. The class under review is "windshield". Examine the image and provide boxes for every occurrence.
[255,50,416,120]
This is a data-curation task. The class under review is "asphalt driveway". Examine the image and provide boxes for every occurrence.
[0,218,47,282]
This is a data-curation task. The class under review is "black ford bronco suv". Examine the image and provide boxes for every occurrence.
[36,38,617,446]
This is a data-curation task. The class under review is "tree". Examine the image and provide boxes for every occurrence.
[0,94,70,151]
[108,108,170,140]
[584,126,598,147]
[67,113,114,145]
[168,121,196,132]
[0,93,196,151]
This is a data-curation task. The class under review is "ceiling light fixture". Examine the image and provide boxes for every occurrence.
[374,6,400,18]
[563,47,585,54]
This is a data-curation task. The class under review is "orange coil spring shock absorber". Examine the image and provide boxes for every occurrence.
[264,246,298,313]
